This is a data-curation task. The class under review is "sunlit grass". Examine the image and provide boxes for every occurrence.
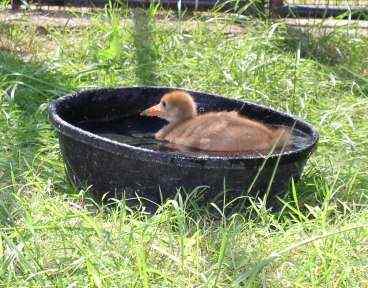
[0,6,367,287]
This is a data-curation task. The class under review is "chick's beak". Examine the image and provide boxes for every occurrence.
[140,104,162,117]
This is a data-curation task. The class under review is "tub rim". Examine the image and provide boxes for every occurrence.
[48,86,319,169]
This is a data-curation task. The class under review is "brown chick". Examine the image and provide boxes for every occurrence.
[140,91,291,152]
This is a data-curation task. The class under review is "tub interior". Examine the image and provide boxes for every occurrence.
[75,115,313,157]
[54,87,317,157]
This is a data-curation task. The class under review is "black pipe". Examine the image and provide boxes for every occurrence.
[23,0,266,14]
[276,4,368,20]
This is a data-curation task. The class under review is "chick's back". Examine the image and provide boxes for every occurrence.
[164,112,277,152]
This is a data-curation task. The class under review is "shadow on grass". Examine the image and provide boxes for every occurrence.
[0,51,76,225]
[280,26,368,67]
[278,26,368,96]
[132,8,158,85]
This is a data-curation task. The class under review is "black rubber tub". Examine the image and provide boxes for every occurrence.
[49,87,318,210]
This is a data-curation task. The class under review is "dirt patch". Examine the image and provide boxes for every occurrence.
[1,7,367,39]
[283,18,368,36]
[0,6,247,35]
[0,8,92,28]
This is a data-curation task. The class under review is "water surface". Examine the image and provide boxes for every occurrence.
[76,115,313,157]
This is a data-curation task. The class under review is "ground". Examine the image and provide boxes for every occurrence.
[0,4,368,287]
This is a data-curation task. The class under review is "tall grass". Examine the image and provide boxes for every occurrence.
[0,5,367,287]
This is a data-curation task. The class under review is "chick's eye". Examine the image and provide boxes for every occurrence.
[162,101,166,108]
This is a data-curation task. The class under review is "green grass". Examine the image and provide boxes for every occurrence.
[0,6,368,287]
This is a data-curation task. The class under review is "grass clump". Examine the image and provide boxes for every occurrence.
[0,6,368,287]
